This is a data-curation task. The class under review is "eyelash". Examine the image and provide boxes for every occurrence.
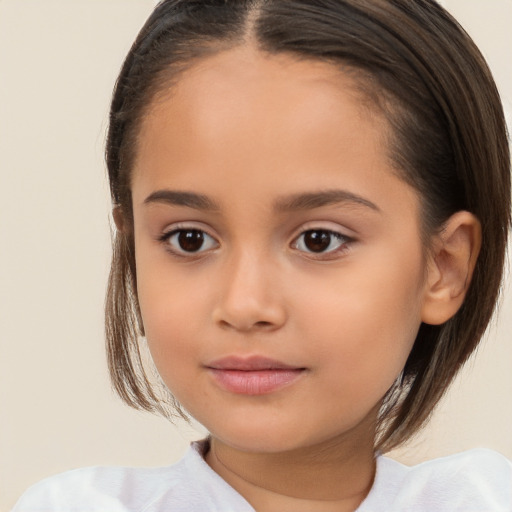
[158,226,353,259]
[159,227,219,257]
[291,229,353,259]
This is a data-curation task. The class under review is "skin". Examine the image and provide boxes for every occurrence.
[128,47,480,511]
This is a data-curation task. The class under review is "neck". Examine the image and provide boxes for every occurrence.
[205,432,376,512]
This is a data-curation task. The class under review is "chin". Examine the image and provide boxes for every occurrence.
[202,416,306,453]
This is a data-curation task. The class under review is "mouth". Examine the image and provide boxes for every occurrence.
[206,356,306,395]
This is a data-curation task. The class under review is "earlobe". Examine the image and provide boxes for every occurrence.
[112,206,126,233]
[421,211,482,326]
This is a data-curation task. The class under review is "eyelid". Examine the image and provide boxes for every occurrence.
[290,221,355,241]
[290,222,355,259]
[158,222,220,256]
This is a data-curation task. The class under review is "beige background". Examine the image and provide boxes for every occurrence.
[0,1,510,510]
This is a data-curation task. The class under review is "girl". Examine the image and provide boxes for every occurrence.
[12,0,511,510]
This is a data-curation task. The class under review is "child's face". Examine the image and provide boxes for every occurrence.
[130,48,430,454]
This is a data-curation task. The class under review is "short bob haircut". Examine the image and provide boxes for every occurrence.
[105,0,510,452]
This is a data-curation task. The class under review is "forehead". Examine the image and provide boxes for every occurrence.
[168,46,363,106]
[129,45,417,224]
[152,46,366,111]
[131,45,422,248]
[133,46,388,178]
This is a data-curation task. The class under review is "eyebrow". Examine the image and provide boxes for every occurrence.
[274,190,380,213]
[143,188,379,213]
[144,190,220,211]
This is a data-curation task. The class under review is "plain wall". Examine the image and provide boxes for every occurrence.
[0,1,510,510]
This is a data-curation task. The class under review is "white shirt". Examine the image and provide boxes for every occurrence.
[12,441,512,511]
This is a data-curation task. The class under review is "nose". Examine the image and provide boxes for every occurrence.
[212,249,287,333]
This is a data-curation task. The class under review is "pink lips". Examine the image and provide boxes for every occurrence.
[206,356,306,395]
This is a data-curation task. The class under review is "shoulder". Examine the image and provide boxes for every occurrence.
[11,463,181,512]
[361,449,512,512]
[11,442,254,512]
[410,448,512,481]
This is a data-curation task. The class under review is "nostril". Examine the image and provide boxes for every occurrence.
[217,319,276,331]
[254,321,273,328]
[212,294,287,332]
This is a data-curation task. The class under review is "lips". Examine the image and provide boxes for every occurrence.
[206,356,306,395]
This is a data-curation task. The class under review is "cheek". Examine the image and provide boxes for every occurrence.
[134,246,208,376]
[138,291,206,407]
[141,304,195,368]
[292,248,425,390]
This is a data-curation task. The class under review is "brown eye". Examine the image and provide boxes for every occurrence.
[294,229,349,254]
[303,230,331,252]
[177,230,204,252]
[165,229,218,254]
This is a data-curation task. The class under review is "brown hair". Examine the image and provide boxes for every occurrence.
[105,0,510,452]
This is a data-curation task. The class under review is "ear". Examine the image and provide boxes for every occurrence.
[112,206,126,233]
[421,211,481,325]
